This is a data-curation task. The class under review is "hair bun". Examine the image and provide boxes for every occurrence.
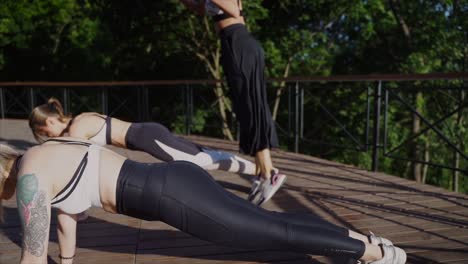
[48,102,56,111]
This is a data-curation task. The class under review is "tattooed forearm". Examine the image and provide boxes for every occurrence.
[17,174,48,257]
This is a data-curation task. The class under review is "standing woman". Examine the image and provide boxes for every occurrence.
[180,0,285,205]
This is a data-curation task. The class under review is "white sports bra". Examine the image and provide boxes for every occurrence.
[48,139,103,214]
[69,115,112,146]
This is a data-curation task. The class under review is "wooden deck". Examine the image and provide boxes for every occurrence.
[1,119,467,264]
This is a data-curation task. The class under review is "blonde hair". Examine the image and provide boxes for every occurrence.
[0,144,20,223]
[29,97,71,142]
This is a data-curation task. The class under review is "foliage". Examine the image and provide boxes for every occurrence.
[1,0,467,193]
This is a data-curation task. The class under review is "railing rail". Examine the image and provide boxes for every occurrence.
[0,73,466,87]
[1,73,467,190]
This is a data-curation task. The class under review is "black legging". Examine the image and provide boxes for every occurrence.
[124,122,255,174]
[125,122,203,161]
[115,159,365,259]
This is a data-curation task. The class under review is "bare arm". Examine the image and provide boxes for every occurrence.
[179,0,205,15]
[57,211,77,264]
[16,173,51,264]
[211,0,241,18]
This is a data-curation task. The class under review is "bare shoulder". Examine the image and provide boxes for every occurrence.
[21,144,63,168]
[22,141,87,167]
[19,142,89,186]
[18,146,55,192]
[69,113,106,138]
[73,112,105,124]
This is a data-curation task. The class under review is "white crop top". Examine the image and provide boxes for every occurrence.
[50,140,103,214]
[87,115,112,146]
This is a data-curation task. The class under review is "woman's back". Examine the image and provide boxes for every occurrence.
[19,139,126,213]
[70,113,131,147]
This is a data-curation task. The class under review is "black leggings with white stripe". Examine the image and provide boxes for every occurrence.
[115,159,365,259]
[125,122,255,174]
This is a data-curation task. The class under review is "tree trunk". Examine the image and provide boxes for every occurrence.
[188,17,234,140]
[422,140,430,183]
[210,48,234,141]
[388,0,411,46]
[389,0,424,181]
[412,92,423,182]
[272,58,292,121]
[453,89,465,192]
[214,80,234,140]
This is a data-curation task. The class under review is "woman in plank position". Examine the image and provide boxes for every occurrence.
[1,141,405,264]
[30,98,256,176]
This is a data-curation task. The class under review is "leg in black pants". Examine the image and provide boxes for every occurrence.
[124,123,256,174]
[220,24,279,156]
[116,160,365,259]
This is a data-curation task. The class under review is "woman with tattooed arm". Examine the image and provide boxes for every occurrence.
[0,141,405,264]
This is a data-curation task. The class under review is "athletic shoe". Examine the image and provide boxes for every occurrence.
[369,244,407,264]
[247,176,262,202]
[253,171,287,206]
[369,231,393,246]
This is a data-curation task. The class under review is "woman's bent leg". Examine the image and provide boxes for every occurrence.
[126,123,256,174]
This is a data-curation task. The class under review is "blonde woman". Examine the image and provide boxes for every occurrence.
[1,142,405,264]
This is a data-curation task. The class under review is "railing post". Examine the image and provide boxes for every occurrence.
[63,87,69,115]
[0,87,5,119]
[365,86,371,151]
[236,121,240,141]
[101,87,108,115]
[452,87,464,192]
[383,87,389,154]
[142,85,149,121]
[288,85,292,136]
[453,151,459,193]
[294,81,299,153]
[372,81,382,172]
[29,87,35,111]
[137,85,149,121]
[300,85,304,139]
[185,84,193,135]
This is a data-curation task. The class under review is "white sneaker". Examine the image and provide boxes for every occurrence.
[247,177,262,202]
[369,231,393,246]
[253,171,287,206]
[369,244,406,264]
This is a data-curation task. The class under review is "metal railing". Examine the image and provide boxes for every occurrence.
[1,73,467,182]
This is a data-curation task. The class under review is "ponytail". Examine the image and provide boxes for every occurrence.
[47,97,66,118]
[29,97,71,142]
